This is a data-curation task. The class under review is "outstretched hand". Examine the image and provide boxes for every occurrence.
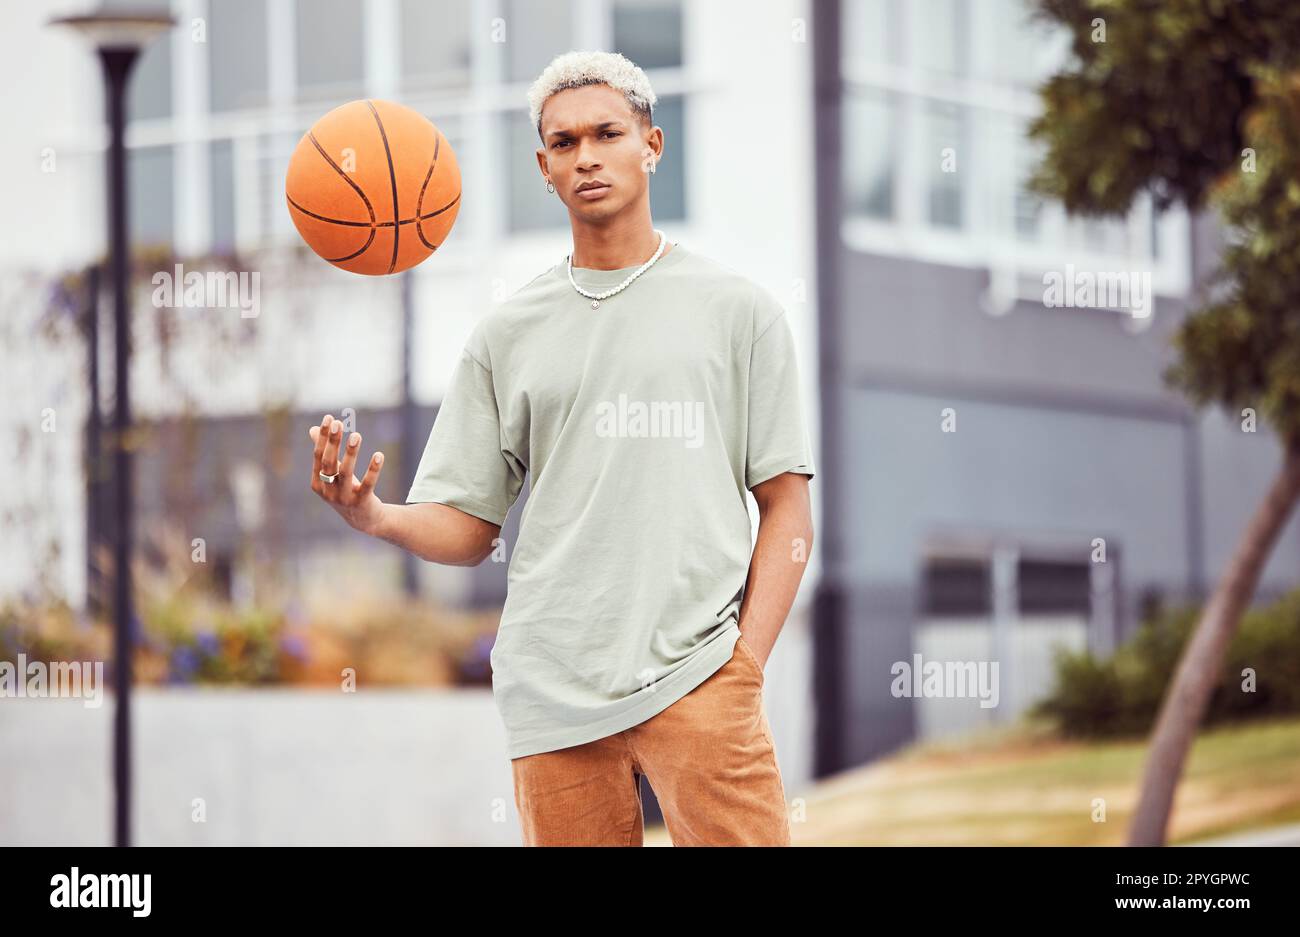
[309,413,387,535]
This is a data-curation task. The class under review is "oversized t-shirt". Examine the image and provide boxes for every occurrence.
[405,242,816,758]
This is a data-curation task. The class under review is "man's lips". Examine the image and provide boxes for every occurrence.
[576,182,611,198]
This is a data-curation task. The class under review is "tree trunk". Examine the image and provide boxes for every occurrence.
[1128,440,1300,846]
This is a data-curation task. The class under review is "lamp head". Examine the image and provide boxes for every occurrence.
[49,8,174,52]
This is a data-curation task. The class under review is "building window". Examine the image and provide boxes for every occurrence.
[841,0,896,69]
[921,556,991,617]
[976,0,1064,89]
[839,0,1189,293]
[910,0,967,78]
[922,551,1098,619]
[916,544,1103,738]
[613,0,682,69]
[503,0,574,83]
[844,88,896,220]
[400,0,472,94]
[295,0,365,104]
[210,0,269,113]
[508,110,567,233]
[1008,112,1046,240]
[129,145,174,249]
[1017,558,1091,615]
[647,94,686,222]
[210,139,236,252]
[925,100,965,229]
[123,0,687,252]
[129,24,171,120]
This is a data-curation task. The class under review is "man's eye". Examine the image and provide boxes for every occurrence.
[603,131,620,138]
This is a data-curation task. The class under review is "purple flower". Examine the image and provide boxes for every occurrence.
[457,634,495,683]
[170,645,200,681]
[195,630,220,656]
[279,631,310,662]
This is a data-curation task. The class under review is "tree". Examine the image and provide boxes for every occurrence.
[1026,0,1300,845]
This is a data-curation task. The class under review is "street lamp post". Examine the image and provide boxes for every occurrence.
[49,8,174,848]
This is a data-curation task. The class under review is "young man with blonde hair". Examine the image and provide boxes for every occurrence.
[307,50,816,846]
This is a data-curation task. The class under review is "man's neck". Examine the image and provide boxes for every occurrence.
[570,230,671,270]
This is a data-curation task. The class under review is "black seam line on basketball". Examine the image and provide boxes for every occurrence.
[413,191,460,253]
[286,192,460,228]
[306,132,376,262]
[366,100,401,275]
[414,132,441,250]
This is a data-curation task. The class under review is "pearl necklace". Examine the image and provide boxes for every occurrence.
[566,230,668,308]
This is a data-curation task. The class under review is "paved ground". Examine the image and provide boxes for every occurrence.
[1181,822,1300,846]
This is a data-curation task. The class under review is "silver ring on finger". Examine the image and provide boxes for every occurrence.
[319,468,339,484]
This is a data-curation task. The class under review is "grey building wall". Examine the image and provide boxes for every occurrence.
[830,240,1300,769]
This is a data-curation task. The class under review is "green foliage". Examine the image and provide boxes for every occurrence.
[1163,72,1300,438]
[1029,0,1300,442]
[1027,0,1300,213]
[139,586,286,684]
[1033,588,1300,736]
[0,571,501,689]
[0,598,95,664]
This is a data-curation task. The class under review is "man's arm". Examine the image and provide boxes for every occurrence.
[307,414,499,567]
[737,471,815,669]
[372,501,501,567]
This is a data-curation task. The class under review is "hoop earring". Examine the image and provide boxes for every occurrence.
[650,160,657,174]
[546,179,555,193]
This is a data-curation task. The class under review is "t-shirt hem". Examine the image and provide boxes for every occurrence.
[746,458,816,490]
[502,623,742,759]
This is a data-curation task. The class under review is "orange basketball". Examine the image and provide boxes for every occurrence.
[285,99,461,276]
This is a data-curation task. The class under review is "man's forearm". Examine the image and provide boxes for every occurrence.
[737,484,815,665]
[372,500,500,567]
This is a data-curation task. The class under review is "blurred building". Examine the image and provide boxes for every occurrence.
[7,0,1300,786]
[814,0,1300,770]
[11,0,821,615]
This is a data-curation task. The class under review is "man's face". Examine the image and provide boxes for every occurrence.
[536,84,661,220]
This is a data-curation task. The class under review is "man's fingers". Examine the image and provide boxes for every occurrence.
[321,418,344,478]
[354,450,385,499]
[310,414,333,494]
[311,414,332,474]
[338,432,362,492]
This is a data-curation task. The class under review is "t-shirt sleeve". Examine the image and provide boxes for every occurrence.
[405,325,526,526]
[745,290,817,490]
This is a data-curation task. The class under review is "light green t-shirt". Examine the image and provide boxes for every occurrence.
[405,242,816,758]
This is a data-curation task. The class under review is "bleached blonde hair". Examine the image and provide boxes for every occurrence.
[527,50,657,139]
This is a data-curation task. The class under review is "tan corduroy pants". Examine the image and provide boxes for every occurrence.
[510,634,791,846]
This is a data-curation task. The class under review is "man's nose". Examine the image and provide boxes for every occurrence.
[575,139,601,169]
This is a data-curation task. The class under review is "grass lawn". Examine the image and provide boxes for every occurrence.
[648,714,1300,846]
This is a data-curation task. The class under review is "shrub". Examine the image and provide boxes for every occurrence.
[1033,588,1300,737]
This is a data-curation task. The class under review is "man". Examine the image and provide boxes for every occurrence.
[307,50,816,846]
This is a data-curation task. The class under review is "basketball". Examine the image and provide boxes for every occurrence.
[285,99,461,276]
